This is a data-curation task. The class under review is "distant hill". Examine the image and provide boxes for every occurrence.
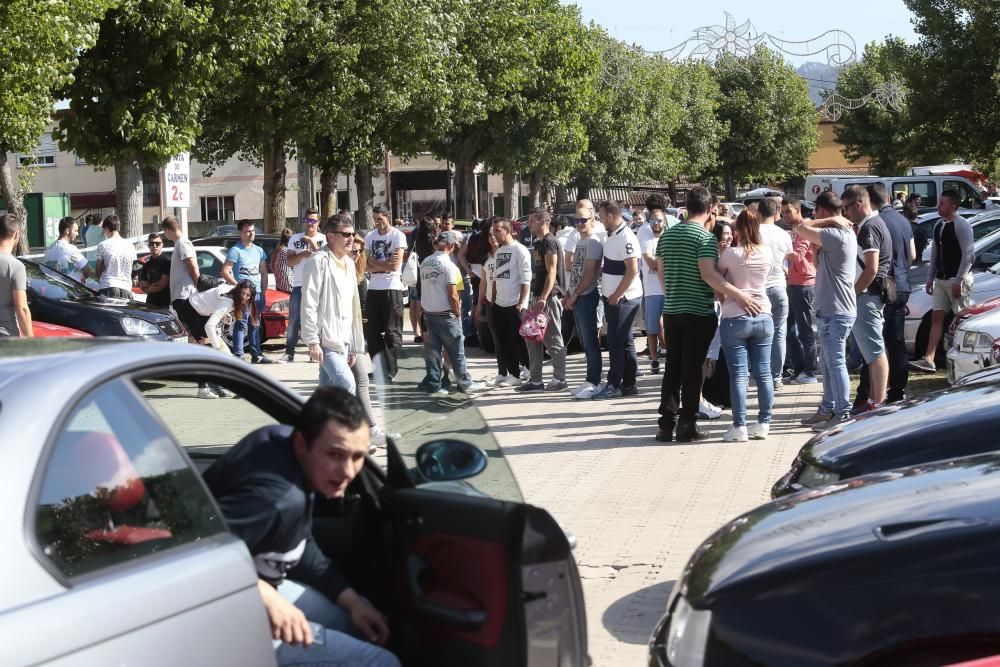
[797,62,840,107]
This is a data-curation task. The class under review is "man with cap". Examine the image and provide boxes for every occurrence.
[282,208,326,362]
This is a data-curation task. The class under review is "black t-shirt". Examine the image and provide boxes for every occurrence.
[139,254,173,307]
[202,424,349,598]
[856,215,893,295]
[531,233,564,297]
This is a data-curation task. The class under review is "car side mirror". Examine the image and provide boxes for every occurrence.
[415,440,487,482]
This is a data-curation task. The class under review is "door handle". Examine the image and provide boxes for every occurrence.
[406,554,486,630]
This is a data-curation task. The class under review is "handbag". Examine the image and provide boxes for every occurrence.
[401,251,419,287]
[518,307,548,342]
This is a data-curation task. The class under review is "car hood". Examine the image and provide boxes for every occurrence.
[71,296,177,322]
[803,383,1000,475]
[681,452,1000,608]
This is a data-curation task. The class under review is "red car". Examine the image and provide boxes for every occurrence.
[34,322,92,338]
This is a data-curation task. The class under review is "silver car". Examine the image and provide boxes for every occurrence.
[0,339,586,667]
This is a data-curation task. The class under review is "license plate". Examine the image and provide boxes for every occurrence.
[172,335,188,344]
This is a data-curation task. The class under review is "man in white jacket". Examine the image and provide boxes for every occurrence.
[301,214,366,392]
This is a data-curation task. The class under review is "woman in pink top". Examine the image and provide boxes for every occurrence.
[716,209,774,442]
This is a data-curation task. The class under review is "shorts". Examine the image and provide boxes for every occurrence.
[932,274,973,314]
[172,298,208,339]
[852,293,885,363]
[408,285,420,303]
[644,294,664,334]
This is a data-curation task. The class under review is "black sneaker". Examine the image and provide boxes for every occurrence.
[514,382,545,393]
[251,356,274,365]
[650,359,660,374]
[675,421,708,442]
[621,385,639,396]
[655,428,673,442]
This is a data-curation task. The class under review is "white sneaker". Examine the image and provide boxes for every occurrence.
[519,366,530,382]
[747,422,770,440]
[486,374,505,387]
[570,381,592,396]
[573,383,599,399]
[276,353,293,363]
[722,425,748,442]
[497,374,521,387]
[698,398,722,420]
[431,388,450,396]
[462,381,487,393]
[196,387,217,400]
[369,426,387,447]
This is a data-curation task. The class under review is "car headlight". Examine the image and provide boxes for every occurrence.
[666,597,711,667]
[121,316,160,336]
[961,331,995,352]
[797,462,841,488]
[993,340,1000,366]
[269,299,289,313]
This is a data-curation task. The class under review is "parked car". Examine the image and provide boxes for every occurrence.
[772,379,1000,497]
[193,233,282,260]
[650,451,1000,667]
[23,259,187,341]
[34,321,92,338]
[944,295,1000,351]
[947,307,1000,383]
[915,208,1000,265]
[955,364,1000,386]
[0,339,587,667]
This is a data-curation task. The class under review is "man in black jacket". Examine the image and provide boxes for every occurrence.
[203,386,399,667]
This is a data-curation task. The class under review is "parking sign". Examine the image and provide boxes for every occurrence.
[164,153,191,208]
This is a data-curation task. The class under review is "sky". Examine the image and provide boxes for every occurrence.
[567,0,918,66]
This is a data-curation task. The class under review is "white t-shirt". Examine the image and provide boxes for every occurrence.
[482,255,497,304]
[288,231,326,288]
[601,223,643,300]
[365,227,408,291]
[96,235,137,290]
[419,252,460,314]
[635,224,664,297]
[43,239,89,283]
[491,242,531,308]
[759,224,793,289]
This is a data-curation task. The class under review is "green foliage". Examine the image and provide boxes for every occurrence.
[711,46,820,188]
[668,61,726,181]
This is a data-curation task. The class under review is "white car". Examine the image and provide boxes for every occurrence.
[947,307,1000,383]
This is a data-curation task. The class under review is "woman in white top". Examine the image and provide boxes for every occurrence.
[716,209,774,442]
[476,225,506,385]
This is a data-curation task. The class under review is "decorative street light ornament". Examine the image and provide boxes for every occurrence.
[817,76,905,121]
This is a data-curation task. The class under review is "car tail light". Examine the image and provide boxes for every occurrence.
[269,299,289,313]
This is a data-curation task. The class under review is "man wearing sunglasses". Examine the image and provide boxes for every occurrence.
[138,232,172,307]
[282,208,326,363]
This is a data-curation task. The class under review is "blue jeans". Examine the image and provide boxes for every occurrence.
[766,286,788,381]
[786,285,817,374]
[284,286,302,358]
[275,580,400,667]
[604,296,640,389]
[817,313,856,417]
[573,289,602,386]
[721,315,775,427]
[424,312,474,390]
[319,348,356,393]
[233,291,266,359]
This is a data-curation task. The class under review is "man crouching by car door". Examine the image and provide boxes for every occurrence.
[203,386,400,667]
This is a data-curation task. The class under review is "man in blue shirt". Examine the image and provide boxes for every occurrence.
[222,219,273,363]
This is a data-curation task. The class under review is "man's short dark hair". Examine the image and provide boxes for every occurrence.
[372,203,391,217]
[0,214,19,241]
[598,200,621,217]
[161,215,181,233]
[906,192,922,202]
[841,184,870,206]
[337,208,353,220]
[147,232,162,244]
[237,219,255,231]
[941,189,962,207]
[781,197,801,212]
[866,182,889,208]
[58,217,76,237]
[686,187,713,216]
[305,207,319,217]
[102,215,120,232]
[815,191,843,215]
[757,197,778,219]
[646,193,670,213]
[492,218,513,234]
[296,386,370,446]
[528,207,550,225]
[902,202,919,221]
[711,194,721,206]
[441,210,455,222]
[326,213,353,233]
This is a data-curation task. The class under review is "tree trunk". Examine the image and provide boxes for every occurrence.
[454,157,477,219]
[355,162,375,231]
[576,183,591,202]
[319,166,337,222]
[669,179,678,207]
[555,185,568,208]
[296,158,313,220]
[114,157,143,240]
[528,172,542,209]
[724,167,737,201]
[502,170,519,220]
[263,139,287,234]
[0,152,28,255]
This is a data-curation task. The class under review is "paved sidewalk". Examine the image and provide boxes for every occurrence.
[259,340,821,666]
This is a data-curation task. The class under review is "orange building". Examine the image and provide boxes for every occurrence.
[808,120,871,176]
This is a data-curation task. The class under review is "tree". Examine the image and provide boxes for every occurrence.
[832,38,919,175]
[0,0,113,252]
[711,47,820,199]
[668,61,726,183]
[57,0,288,239]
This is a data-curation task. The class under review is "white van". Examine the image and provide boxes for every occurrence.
[803,174,985,210]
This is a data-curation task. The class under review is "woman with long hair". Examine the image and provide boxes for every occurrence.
[716,209,774,442]
[407,215,439,343]
[271,228,293,293]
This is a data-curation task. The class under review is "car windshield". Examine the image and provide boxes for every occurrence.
[23,261,97,301]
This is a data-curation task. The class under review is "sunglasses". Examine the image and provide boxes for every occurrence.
[149,241,163,246]
[574,218,589,225]
[304,218,320,224]
[332,231,355,238]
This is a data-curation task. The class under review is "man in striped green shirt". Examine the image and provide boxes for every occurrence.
[655,187,762,442]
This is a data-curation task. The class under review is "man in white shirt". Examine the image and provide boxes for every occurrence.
[757,197,794,389]
[301,214,365,393]
[43,217,92,283]
[364,203,408,381]
[281,208,326,362]
[593,200,643,400]
[418,231,486,396]
[489,218,532,386]
[94,215,137,299]
[637,209,666,374]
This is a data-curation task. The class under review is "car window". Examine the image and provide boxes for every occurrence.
[974,220,1000,241]
[893,180,937,207]
[34,379,223,578]
[943,180,982,209]
[196,251,222,277]
[24,261,94,301]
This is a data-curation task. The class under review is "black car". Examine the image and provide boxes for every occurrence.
[192,234,281,259]
[772,383,1000,498]
[649,452,1000,667]
[23,259,187,340]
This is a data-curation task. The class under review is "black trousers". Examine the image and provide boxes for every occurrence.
[856,291,910,404]
[491,304,528,377]
[365,289,404,380]
[659,313,718,428]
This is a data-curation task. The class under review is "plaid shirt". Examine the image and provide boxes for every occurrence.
[271,246,292,293]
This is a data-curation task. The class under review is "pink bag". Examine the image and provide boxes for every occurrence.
[518,308,548,342]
